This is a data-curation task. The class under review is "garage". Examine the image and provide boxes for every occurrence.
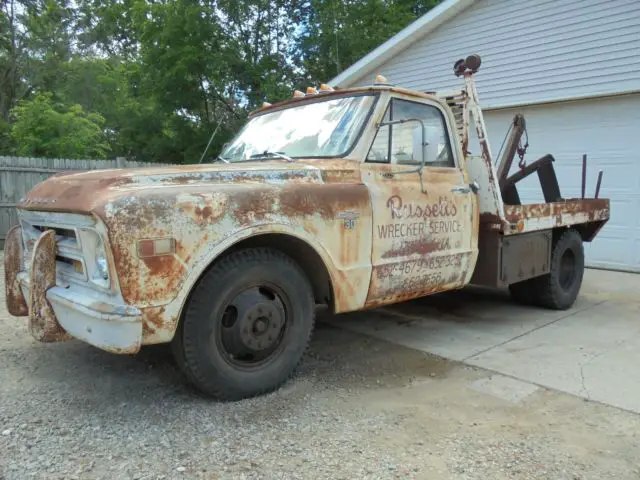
[329,0,640,272]
[481,94,640,272]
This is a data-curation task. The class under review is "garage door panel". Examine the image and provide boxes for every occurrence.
[474,93,640,272]
[606,198,639,228]
[585,233,638,271]
[585,163,638,191]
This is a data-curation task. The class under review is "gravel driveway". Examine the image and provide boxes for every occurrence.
[2,253,640,480]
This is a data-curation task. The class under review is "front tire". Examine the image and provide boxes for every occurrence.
[172,248,315,400]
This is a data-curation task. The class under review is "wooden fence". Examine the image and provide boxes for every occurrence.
[0,156,169,247]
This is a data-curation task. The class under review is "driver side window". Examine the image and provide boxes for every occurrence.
[366,98,455,168]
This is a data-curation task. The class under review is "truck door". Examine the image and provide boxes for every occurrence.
[361,97,478,307]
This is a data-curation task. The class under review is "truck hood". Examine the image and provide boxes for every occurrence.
[18,160,358,214]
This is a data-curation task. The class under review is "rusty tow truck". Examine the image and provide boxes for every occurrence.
[4,55,609,400]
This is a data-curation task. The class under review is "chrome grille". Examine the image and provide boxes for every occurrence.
[18,211,102,287]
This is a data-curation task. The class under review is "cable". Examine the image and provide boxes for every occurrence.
[495,121,513,166]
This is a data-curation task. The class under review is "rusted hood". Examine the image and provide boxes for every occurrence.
[17,160,358,214]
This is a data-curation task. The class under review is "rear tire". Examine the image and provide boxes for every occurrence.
[171,248,315,401]
[533,229,584,310]
[509,229,584,310]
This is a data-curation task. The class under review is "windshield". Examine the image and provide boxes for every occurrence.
[220,94,376,161]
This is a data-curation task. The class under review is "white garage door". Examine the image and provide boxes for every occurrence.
[470,93,640,273]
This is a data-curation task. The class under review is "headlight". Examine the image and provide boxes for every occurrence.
[95,254,109,280]
[77,228,111,288]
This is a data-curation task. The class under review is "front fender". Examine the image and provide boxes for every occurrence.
[101,182,373,344]
[141,222,362,345]
[174,222,339,312]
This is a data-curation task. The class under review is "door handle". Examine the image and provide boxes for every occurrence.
[451,185,471,194]
[451,181,479,195]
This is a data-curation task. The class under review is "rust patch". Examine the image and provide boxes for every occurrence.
[19,172,135,212]
[313,160,360,183]
[332,269,358,312]
[28,230,71,342]
[147,306,166,329]
[4,225,28,316]
[141,255,184,277]
[278,189,320,218]
[504,198,609,224]
[60,185,83,199]
[320,169,360,183]
[233,189,278,225]
[381,239,441,258]
[176,192,227,225]
[279,184,370,221]
[140,305,180,344]
[364,266,463,309]
[175,239,193,264]
[172,175,193,185]
[141,306,168,338]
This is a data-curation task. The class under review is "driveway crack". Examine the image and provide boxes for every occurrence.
[578,326,640,401]
[462,300,608,362]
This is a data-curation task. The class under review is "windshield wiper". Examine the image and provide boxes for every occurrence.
[250,150,295,163]
[214,155,230,164]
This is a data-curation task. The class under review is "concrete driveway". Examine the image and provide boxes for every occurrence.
[330,268,640,414]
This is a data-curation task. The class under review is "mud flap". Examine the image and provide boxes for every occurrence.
[28,230,71,342]
[4,225,28,316]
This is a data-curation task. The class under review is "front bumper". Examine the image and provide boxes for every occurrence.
[5,227,143,354]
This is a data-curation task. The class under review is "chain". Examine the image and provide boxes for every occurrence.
[517,126,529,169]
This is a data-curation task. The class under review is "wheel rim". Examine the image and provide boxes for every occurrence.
[559,248,576,290]
[216,285,290,369]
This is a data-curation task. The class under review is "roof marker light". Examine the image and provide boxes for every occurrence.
[374,74,390,85]
[292,90,305,98]
[319,83,334,92]
[306,87,318,95]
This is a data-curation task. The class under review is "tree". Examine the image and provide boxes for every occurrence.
[10,92,111,158]
[296,0,440,84]
[1,0,25,124]
[0,0,443,161]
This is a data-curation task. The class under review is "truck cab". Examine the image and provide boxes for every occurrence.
[4,55,609,400]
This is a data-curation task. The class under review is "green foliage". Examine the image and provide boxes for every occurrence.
[299,0,418,82]
[10,92,110,158]
[0,0,442,162]
[0,118,11,152]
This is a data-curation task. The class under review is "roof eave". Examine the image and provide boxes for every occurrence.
[328,0,476,88]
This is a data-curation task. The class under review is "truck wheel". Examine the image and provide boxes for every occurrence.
[172,248,315,401]
[530,229,585,310]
